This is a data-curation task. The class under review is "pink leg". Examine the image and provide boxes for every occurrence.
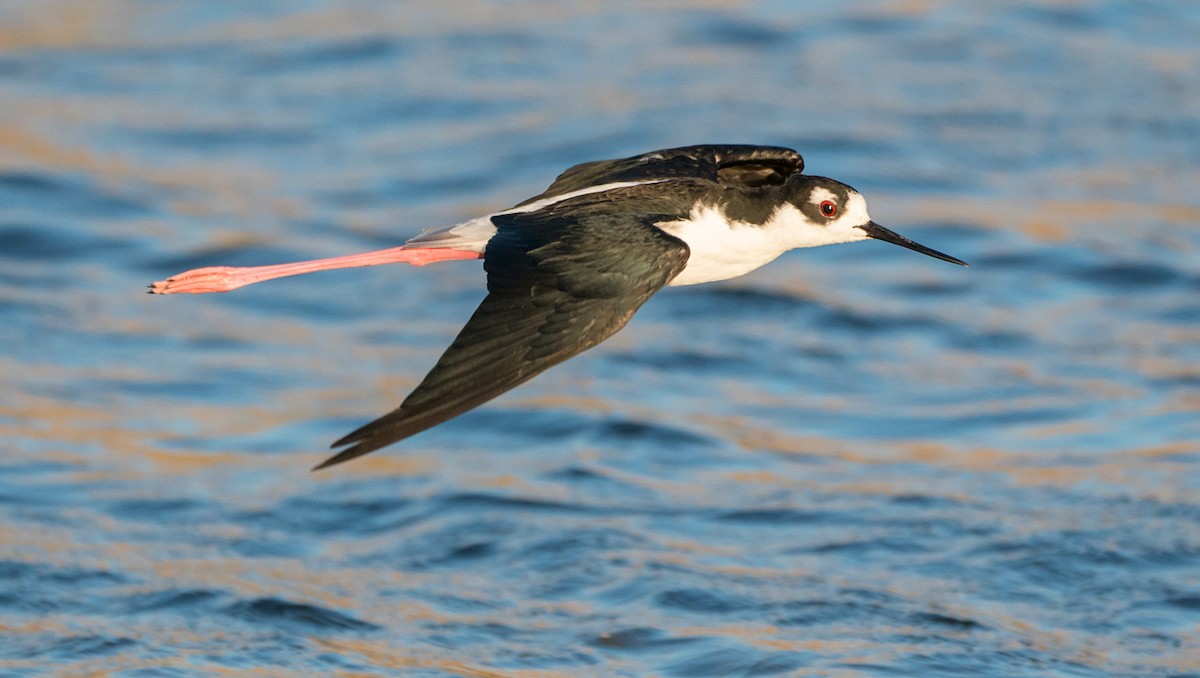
[148,245,482,295]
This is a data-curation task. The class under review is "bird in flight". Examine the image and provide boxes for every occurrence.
[151,145,967,469]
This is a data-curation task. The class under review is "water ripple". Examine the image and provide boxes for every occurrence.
[226,597,380,632]
[2,1,1200,675]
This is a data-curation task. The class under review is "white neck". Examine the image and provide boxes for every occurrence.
[657,203,868,286]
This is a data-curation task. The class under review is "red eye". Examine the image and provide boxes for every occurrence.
[820,200,838,217]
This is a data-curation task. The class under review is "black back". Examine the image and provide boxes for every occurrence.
[518,144,805,206]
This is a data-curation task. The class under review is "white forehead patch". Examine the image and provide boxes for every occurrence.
[839,192,871,227]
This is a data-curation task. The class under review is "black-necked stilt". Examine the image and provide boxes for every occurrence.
[151,145,967,469]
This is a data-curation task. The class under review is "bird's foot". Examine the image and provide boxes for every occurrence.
[147,246,484,295]
[149,266,248,294]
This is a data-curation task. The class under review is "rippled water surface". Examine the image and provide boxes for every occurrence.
[3,1,1200,675]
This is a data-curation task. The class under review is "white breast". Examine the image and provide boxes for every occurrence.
[656,206,791,286]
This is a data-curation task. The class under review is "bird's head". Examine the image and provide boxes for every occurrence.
[775,175,968,267]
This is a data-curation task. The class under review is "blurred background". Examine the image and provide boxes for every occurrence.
[2,1,1199,675]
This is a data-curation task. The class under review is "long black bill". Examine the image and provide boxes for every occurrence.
[860,221,969,267]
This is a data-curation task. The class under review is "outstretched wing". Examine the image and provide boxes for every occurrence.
[317,207,690,469]
[520,144,804,205]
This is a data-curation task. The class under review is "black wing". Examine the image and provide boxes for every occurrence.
[316,207,690,469]
[518,144,804,206]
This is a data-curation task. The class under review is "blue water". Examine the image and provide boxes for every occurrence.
[2,1,1200,675]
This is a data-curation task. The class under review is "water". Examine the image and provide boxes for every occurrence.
[2,1,1199,675]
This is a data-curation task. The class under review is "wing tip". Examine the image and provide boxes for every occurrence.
[310,456,339,472]
[314,422,404,471]
[312,440,373,471]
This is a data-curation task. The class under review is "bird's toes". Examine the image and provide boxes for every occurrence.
[147,267,236,295]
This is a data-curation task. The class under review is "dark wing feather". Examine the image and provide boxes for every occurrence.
[519,144,804,205]
[316,209,690,469]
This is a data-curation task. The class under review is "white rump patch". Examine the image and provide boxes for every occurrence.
[406,179,667,252]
